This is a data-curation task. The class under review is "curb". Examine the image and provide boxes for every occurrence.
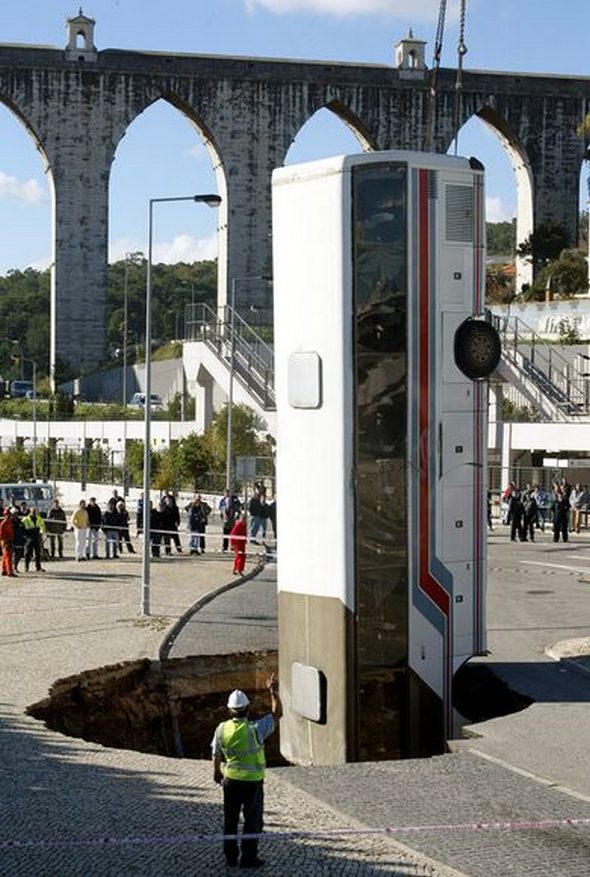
[158,553,267,662]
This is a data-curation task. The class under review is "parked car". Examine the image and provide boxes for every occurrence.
[128,392,164,410]
[9,380,34,399]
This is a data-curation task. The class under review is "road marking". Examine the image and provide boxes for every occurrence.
[520,561,590,574]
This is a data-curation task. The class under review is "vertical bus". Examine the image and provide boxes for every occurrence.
[272,151,500,763]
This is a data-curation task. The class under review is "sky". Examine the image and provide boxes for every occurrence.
[0,0,589,275]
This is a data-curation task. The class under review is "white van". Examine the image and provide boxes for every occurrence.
[0,483,55,516]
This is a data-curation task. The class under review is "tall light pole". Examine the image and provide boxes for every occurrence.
[122,251,133,407]
[225,276,272,491]
[11,350,38,481]
[225,277,238,493]
[141,193,221,616]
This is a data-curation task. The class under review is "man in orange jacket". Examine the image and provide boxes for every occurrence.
[0,507,16,577]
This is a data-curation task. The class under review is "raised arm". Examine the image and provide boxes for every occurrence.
[266,672,283,721]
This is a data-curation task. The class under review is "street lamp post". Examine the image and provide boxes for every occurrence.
[141,193,221,617]
[11,350,37,481]
[122,252,132,407]
[225,277,237,493]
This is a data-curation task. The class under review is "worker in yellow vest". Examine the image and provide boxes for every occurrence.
[212,672,282,869]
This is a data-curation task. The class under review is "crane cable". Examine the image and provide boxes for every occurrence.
[453,0,468,155]
[427,0,447,151]
[428,0,469,155]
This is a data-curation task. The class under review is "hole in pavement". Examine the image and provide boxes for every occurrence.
[453,663,533,724]
[26,649,289,766]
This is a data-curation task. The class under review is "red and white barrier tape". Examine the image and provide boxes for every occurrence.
[2,817,589,850]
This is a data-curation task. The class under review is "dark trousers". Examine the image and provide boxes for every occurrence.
[48,534,64,558]
[222,779,263,865]
[24,534,42,570]
[163,528,181,555]
[118,528,135,554]
[222,519,234,552]
[523,515,536,542]
[510,515,524,542]
[553,516,569,542]
[150,534,161,558]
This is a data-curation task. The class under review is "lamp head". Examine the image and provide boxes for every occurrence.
[193,194,221,207]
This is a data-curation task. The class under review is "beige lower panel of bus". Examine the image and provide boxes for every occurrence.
[278,590,355,765]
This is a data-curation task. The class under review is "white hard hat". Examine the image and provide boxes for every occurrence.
[227,689,250,709]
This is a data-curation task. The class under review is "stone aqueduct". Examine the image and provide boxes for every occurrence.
[1,13,590,382]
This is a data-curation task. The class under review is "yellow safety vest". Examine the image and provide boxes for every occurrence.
[216,718,265,781]
[22,514,45,535]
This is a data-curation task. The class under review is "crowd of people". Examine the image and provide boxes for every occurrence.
[0,484,277,578]
[498,479,589,543]
[69,490,135,562]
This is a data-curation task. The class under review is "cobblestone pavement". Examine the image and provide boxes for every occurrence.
[0,709,456,876]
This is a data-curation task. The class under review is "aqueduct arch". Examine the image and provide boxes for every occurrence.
[110,93,228,307]
[475,105,534,292]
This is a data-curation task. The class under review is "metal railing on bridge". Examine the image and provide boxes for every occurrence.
[491,312,590,419]
[184,303,275,410]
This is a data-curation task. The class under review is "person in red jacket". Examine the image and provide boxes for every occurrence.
[229,514,248,576]
[0,507,16,577]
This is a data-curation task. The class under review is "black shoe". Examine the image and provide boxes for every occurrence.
[225,857,238,868]
[240,858,264,869]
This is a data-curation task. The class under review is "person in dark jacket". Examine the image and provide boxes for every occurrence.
[149,501,162,557]
[12,508,25,573]
[102,499,120,559]
[521,486,538,543]
[86,497,102,559]
[116,500,135,554]
[552,485,570,543]
[136,493,144,535]
[248,490,267,543]
[159,495,180,556]
[186,494,211,555]
[508,490,525,542]
[46,499,67,559]
[163,491,182,552]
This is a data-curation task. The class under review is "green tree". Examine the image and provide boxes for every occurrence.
[544,249,588,299]
[205,404,269,470]
[486,220,516,256]
[175,433,215,491]
[0,447,32,482]
[516,223,570,272]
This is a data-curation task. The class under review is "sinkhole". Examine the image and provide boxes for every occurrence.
[26,649,288,766]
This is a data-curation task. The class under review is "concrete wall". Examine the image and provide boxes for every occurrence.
[60,357,185,404]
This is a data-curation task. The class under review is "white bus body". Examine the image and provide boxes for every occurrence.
[273,151,491,763]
